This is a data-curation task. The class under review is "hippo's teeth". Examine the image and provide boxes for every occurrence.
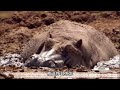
[54,60,64,64]
[45,54,62,61]
[40,51,48,58]
[45,48,55,57]
[32,54,39,58]
[45,57,51,61]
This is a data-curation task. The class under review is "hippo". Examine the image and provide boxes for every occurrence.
[20,20,118,69]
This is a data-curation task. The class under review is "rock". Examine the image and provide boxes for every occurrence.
[0,53,24,68]
[93,55,120,71]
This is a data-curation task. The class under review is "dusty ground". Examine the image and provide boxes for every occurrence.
[0,66,119,79]
[0,11,120,79]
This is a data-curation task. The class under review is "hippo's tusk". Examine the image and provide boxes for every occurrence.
[45,54,62,61]
[40,51,48,58]
[45,48,56,57]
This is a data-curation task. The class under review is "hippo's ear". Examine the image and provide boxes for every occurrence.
[49,32,52,38]
[76,39,82,48]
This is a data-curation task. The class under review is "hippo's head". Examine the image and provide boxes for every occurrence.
[24,36,84,68]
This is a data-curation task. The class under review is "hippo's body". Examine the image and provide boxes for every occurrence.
[20,20,118,69]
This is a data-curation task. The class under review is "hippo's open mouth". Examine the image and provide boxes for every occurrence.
[24,48,64,68]
[0,49,64,68]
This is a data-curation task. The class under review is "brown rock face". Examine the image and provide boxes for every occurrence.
[20,20,118,69]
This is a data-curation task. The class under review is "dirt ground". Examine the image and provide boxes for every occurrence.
[0,66,119,79]
[0,11,120,79]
